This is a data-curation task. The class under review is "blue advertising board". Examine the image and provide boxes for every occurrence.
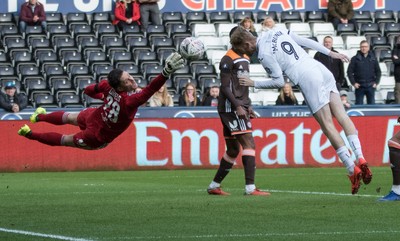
[1,105,399,120]
[1,0,399,14]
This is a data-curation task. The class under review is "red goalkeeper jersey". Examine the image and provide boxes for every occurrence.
[83,74,166,143]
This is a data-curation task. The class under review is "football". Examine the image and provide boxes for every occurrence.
[179,37,205,60]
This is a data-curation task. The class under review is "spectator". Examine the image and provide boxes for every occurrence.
[113,0,141,31]
[202,85,219,106]
[149,84,173,107]
[19,0,47,34]
[328,0,357,30]
[0,82,28,112]
[347,40,381,105]
[240,17,259,63]
[340,90,351,108]
[275,82,298,105]
[178,83,200,106]
[393,37,400,103]
[138,0,161,32]
[260,16,275,33]
[314,36,345,91]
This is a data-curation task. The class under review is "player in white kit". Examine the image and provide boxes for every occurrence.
[232,21,372,195]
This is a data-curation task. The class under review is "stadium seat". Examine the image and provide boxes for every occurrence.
[68,64,90,80]
[91,12,112,27]
[58,93,83,108]
[33,93,57,108]
[0,66,15,77]
[5,37,28,54]
[359,23,381,37]
[198,36,225,51]
[249,64,268,78]
[288,23,312,37]
[50,76,74,94]
[0,13,15,26]
[374,10,395,24]
[378,49,393,63]
[136,50,159,68]
[61,49,83,66]
[95,23,119,40]
[186,11,208,26]
[54,36,78,55]
[71,23,94,39]
[157,48,175,65]
[385,91,395,104]
[122,24,144,38]
[312,23,335,37]
[216,23,238,37]
[193,24,217,37]
[29,37,51,52]
[145,24,168,40]
[337,23,358,36]
[143,63,163,80]
[379,76,395,90]
[45,12,64,26]
[43,64,65,80]
[47,24,70,40]
[151,36,174,52]
[345,36,366,50]
[305,11,325,23]
[281,11,302,23]
[200,77,221,93]
[25,25,46,41]
[110,50,134,67]
[168,23,191,39]
[12,50,34,68]
[83,94,103,107]
[257,11,278,23]
[1,25,21,41]
[379,62,389,76]
[25,76,49,100]
[352,11,373,24]
[93,64,112,81]
[86,50,109,69]
[35,49,58,67]
[194,64,217,80]
[0,50,10,67]
[102,36,127,54]
[162,12,184,25]
[383,22,400,38]
[233,11,254,23]
[66,12,89,28]
[370,36,391,50]
[126,36,151,52]
[209,11,232,24]
[115,62,139,75]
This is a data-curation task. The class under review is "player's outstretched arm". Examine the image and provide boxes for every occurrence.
[162,53,185,77]
[329,51,350,62]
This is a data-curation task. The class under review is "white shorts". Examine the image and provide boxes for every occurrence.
[297,60,339,114]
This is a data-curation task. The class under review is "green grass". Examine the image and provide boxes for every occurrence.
[0,167,399,241]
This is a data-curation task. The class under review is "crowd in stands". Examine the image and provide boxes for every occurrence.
[1,0,400,112]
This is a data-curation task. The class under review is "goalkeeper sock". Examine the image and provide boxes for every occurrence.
[39,112,69,125]
[28,132,63,146]
[336,146,355,175]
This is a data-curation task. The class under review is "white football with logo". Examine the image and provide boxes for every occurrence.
[179,37,205,60]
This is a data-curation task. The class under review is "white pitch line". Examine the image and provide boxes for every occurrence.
[0,227,94,241]
[264,189,383,197]
[112,230,400,240]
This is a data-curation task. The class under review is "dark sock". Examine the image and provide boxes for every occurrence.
[389,147,400,185]
[39,111,66,125]
[242,155,255,185]
[213,158,234,183]
[29,132,63,146]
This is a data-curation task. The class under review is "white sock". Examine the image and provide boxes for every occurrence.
[337,146,355,175]
[245,184,256,194]
[209,181,220,189]
[392,185,400,195]
[347,134,364,162]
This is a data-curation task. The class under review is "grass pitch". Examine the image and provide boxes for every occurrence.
[0,167,399,241]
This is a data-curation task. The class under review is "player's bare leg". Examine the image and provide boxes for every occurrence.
[314,103,361,194]
[329,92,372,184]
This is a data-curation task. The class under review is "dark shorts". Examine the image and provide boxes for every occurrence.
[74,108,108,150]
[219,112,253,138]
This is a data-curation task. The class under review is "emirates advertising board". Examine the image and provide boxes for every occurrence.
[0,116,398,171]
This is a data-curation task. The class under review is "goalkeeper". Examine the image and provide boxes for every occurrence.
[18,53,184,150]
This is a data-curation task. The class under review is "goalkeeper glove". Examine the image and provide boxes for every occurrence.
[162,53,185,77]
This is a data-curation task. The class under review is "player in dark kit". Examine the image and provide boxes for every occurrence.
[18,53,184,150]
[207,28,269,196]
[379,117,400,201]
